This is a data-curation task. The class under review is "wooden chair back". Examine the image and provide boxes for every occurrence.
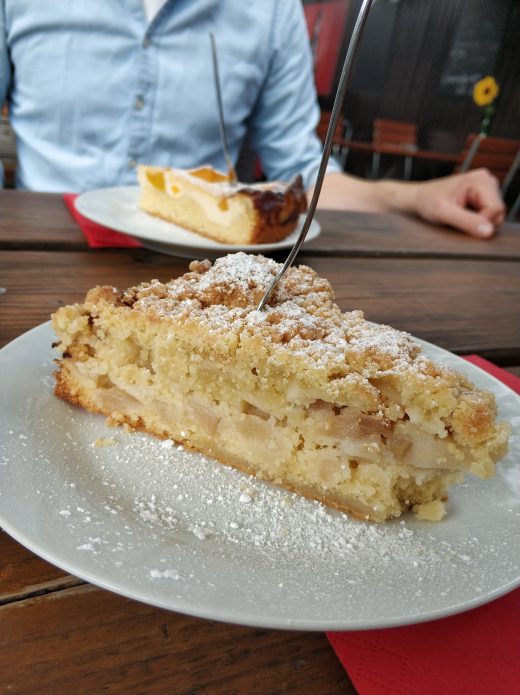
[0,103,17,187]
[317,110,349,143]
[316,111,352,169]
[455,134,520,192]
[373,119,417,151]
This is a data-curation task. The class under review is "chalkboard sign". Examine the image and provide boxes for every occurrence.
[439,0,509,97]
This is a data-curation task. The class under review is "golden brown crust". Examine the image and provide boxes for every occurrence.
[242,175,307,244]
[54,365,81,405]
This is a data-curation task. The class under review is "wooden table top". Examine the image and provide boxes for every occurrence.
[1,190,519,695]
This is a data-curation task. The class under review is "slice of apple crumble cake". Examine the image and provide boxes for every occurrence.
[51,253,510,522]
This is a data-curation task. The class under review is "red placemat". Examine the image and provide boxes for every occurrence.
[63,193,142,248]
[327,355,520,695]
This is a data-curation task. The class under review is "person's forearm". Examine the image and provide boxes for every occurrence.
[312,172,419,214]
[310,172,388,212]
[369,179,421,214]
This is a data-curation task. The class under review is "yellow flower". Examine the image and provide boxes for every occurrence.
[473,76,499,107]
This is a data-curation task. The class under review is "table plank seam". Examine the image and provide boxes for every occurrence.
[0,576,86,607]
[299,248,520,261]
[2,244,519,262]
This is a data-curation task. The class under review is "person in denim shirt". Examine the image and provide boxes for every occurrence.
[0,0,505,238]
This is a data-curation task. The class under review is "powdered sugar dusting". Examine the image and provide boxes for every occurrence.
[125,253,422,378]
[192,253,278,296]
[35,421,518,598]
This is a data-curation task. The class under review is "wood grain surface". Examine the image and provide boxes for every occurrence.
[309,210,520,260]
[0,532,82,603]
[0,191,85,249]
[0,579,352,695]
[1,190,519,259]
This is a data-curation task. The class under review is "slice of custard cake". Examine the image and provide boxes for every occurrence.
[137,165,307,245]
[51,253,510,522]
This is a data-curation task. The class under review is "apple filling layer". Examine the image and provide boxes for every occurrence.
[52,254,510,522]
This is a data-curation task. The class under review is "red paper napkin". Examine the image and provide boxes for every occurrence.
[327,355,520,695]
[63,193,142,248]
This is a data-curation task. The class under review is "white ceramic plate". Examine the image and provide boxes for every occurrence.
[1,323,519,631]
[75,187,320,259]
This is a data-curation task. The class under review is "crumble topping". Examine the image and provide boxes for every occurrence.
[108,253,421,379]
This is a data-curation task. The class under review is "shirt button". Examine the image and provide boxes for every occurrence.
[135,96,145,110]
[128,158,137,169]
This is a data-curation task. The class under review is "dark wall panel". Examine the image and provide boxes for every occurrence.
[320,0,520,153]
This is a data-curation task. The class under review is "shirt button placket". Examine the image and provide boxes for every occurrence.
[127,32,154,179]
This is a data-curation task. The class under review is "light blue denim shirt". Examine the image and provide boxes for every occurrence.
[0,0,339,191]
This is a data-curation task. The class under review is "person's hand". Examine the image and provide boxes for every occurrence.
[411,168,505,238]
[315,169,506,239]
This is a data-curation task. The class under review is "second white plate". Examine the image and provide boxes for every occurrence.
[75,186,321,259]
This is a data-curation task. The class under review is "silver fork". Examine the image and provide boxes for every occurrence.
[209,32,238,185]
[256,0,374,311]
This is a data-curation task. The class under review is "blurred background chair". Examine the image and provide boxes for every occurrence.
[456,134,520,220]
[0,104,17,188]
[456,134,520,194]
[317,110,353,169]
[371,118,418,180]
[508,192,520,221]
